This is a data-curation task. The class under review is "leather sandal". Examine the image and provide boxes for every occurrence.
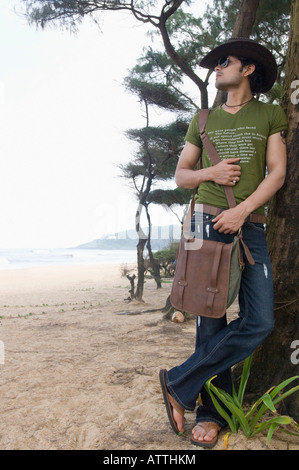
[190,422,221,449]
[159,369,184,435]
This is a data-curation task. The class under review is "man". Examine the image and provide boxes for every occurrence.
[159,38,288,448]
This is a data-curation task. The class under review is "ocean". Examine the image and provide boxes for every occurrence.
[0,248,137,271]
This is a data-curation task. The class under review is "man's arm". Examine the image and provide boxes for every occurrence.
[174,142,203,188]
[212,131,287,233]
[175,141,241,188]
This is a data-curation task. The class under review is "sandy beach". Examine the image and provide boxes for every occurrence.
[0,263,298,451]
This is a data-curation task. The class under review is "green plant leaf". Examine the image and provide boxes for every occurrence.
[204,379,238,432]
[272,384,299,407]
[204,369,299,444]
[262,393,277,413]
[280,420,299,438]
[237,355,252,405]
[205,379,250,436]
[266,423,279,445]
[270,376,299,401]
[251,415,293,439]
[247,379,299,430]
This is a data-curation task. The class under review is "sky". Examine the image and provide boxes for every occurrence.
[0,0,209,249]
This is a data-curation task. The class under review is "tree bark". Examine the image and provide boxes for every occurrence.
[246,0,299,422]
[135,236,147,301]
[126,273,136,300]
[144,204,162,289]
[135,195,150,301]
[232,0,261,36]
[212,0,261,108]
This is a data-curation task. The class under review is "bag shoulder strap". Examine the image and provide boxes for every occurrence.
[198,109,236,208]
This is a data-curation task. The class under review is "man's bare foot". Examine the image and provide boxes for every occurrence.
[191,422,221,448]
[173,407,185,433]
[159,369,185,435]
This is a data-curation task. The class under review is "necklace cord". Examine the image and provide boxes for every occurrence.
[224,97,253,108]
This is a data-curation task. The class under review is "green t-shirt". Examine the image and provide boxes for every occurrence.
[184,98,288,214]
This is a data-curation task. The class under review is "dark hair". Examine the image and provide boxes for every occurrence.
[238,57,264,94]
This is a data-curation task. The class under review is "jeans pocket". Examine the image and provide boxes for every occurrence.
[191,212,214,237]
[247,222,266,233]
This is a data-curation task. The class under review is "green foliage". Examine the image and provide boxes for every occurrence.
[153,242,179,276]
[148,187,192,206]
[124,78,192,111]
[23,0,98,30]
[23,1,291,106]
[204,355,299,444]
[126,121,188,155]
[201,0,241,42]
[22,0,186,30]
[121,119,189,189]
[253,0,291,49]
[264,82,284,104]
[128,47,184,84]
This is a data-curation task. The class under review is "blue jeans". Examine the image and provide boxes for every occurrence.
[165,212,274,428]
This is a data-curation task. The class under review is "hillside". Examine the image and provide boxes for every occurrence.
[76,225,181,251]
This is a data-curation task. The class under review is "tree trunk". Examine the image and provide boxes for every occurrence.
[246,0,299,422]
[126,273,136,300]
[232,0,261,36]
[135,237,147,301]
[134,201,149,301]
[144,204,162,288]
[212,0,261,108]
[134,98,156,301]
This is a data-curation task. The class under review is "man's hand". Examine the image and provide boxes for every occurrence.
[209,157,241,186]
[212,206,247,234]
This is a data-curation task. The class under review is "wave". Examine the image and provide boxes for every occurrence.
[0,248,136,270]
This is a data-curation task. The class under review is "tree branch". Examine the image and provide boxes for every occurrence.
[158,29,208,107]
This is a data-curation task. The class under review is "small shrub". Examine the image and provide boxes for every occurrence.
[204,354,299,445]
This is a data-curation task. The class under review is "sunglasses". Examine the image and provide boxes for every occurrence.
[215,56,250,68]
[215,57,231,68]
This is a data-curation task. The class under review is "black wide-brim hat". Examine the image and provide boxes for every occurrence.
[199,37,277,93]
